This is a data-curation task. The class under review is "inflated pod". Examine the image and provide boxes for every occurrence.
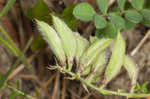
[87,51,107,83]
[36,19,66,65]
[89,36,98,43]
[52,15,76,71]
[74,33,89,65]
[79,38,113,73]
[124,55,139,86]
[104,32,126,85]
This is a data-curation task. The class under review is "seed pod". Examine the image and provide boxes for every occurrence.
[79,38,113,73]
[82,65,92,76]
[74,33,89,65]
[124,55,139,86]
[104,32,126,85]
[52,15,76,71]
[36,19,66,65]
[87,51,107,83]
[89,36,98,43]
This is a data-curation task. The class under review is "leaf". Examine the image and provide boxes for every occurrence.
[73,2,96,21]
[31,34,46,51]
[97,0,108,14]
[125,19,136,30]
[117,0,126,11]
[109,13,125,29]
[94,14,107,29]
[125,10,143,23]
[0,0,16,19]
[96,22,117,38]
[141,18,150,27]
[140,9,150,26]
[36,19,66,66]
[30,0,51,23]
[104,31,126,85]
[52,16,76,71]
[144,0,150,9]
[0,36,18,56]
[140,9,150,21]
[24,8,33,20]
[63,5,78,31]
[131,0,145,10]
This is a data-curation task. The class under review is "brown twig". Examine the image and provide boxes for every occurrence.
[61,78,67,99]
[38,73,57,93]
[131,30,150,56]
[52,71,60,99]
[7,50,40,80]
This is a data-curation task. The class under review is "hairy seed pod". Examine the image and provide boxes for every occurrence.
[52,15,76,71]
[104,32,126,85]
[89,36,98,43]
[82,65,92,75]
[74,33,89,65]
[79,38,113,73]
[124,55,139,86]
[36,19,66,65]
[87,51,107,83]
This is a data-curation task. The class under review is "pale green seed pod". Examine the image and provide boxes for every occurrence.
[87,51,107,83]
[82,65,92,75]
[74,33,89,64]
[89,36,98,43]
[104,32,126,85]
[52,15,76,71]
[36,19,66,65]
[79,38,113,73]
[124,55,139,85]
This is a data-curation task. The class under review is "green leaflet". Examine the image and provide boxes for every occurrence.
[79,38,112,73]
[73,2,96,22]
[104,31,126,85]
[124,55,139,85]
[36,19,66,65]
[97,0,108,14]
[109,13,125,29]
[94,14,107,29]
[131,0,144,10]
[74,33,89,64]
[52,15,76,71]
[87,51,107,83]
[117,0,126,11]
[125,10,143,24]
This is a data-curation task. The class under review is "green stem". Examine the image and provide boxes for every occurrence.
[4,83,36,99]
[0,37,33,89]
[58,67,150,98]
[0,0,16,19]
[0,25,31,68]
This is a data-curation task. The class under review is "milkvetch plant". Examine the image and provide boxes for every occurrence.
[36,15,150,98]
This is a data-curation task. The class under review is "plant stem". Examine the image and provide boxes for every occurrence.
[0,0,16,19]
[4,83,36,99]
[58,67,150,98]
